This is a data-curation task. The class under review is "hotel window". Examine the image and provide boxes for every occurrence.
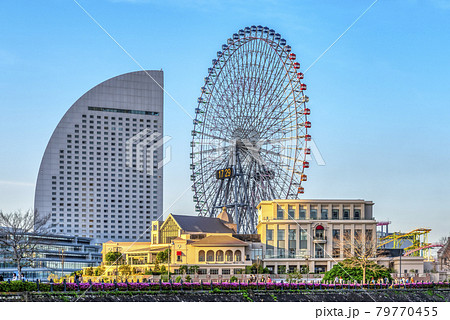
[343,230,351,257]
[332,248,340,258]
[321,209,328,219]
[288,229,296,257]
[266,245,274,258]
[354,209,361,220]
[234,250,242,261]
[310,208,317,220]
[267,229,273,241]
[343,209,350,220]
[299,206,306,220]
[277,205,284,220]
[222,269,231,275]
[332,209,339,220]
[288,229,296,241]
[198,251,205,262]
[354,229,361,242]
[278,248,285,258]
[210,269,219,275]
[288,205,295,219]
[332,229,340,241]
[216,250,224,262]
[299,229,307,249]
[207,250,214,262]
[277,229,285,241]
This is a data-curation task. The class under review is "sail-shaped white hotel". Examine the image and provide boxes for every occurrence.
[35,71,164,242]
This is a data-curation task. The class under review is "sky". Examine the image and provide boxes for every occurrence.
[0,0,449,243]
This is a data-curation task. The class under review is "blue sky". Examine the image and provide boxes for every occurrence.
[0,0,449,242]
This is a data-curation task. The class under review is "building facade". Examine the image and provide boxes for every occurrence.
[99,212,262,279]
[90,200,429,281]
[257,199,377,273]
[0,231,101,281]
[34,71,164,242]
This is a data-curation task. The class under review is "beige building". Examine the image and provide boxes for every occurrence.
[99,211,262,279]
[257,199,377,273]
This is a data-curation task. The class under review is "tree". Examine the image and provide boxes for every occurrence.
[84,267,94,276]
[286,269,303,282]
[437,237,450,271]
[179,265,188,275]
[0,210,50,279]
[105,251,123,265]
[94,266,105,276]
[156,248,171,263]
[323,258,392,284]
[119,265,131,276]
[335,229,379,285]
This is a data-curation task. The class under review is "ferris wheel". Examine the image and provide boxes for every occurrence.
[190,26,311,234]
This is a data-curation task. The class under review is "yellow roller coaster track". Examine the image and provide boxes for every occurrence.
[377,228,433,260]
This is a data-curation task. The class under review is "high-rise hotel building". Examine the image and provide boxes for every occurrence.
[35,71,164,242]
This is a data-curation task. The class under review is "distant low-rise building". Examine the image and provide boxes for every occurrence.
[0,231,102,281]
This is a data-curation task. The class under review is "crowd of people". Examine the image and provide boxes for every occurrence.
[248,274,272,283]
[332,276,418,285]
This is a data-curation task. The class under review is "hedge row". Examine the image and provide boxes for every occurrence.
[1,281,449,293]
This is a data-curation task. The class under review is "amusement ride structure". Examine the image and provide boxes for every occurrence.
[190,26,311,234]
[377,222,442,261]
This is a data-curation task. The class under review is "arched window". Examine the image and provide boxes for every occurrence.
[207,250,214,262]
[216,250,224,262]
[198,250,205,262]
[234,250,242,261]
[315,225,324,239]
[225,250,233,262]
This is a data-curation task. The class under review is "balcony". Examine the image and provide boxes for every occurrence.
[313,235,327,244]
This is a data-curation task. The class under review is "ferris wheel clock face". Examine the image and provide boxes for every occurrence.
[190,26,311,234]
[216,168,234,180]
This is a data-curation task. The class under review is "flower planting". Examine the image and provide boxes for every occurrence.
[0,280,448,293]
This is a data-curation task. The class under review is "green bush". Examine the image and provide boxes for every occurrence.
[322,259,392,284]
[0,281,38,292]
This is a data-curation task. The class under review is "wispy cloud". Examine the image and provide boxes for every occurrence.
[0,181,35,187]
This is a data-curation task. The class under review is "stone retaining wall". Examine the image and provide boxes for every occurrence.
[1,289,449,302]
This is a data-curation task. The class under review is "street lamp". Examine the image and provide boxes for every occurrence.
[114,243,121,283]
[168,242,174,281]
[60,249,65,279]
[305,255,310,283]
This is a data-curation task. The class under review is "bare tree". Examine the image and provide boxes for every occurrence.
[438,237,450,271]
[338,229,379,285]
[0,210,50,279]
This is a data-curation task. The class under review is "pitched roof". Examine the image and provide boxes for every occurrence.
[170,215,233,234]
[217,207,234,223]
[190,235,248,247]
